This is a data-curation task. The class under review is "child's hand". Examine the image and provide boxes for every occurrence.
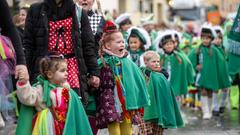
[89,76,100,88]
[15,65,29,83]
[17,67,29,84]
[196,64,202,71]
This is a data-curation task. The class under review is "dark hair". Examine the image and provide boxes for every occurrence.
[119,19,132,27]
[128,34,145,52]
[39,53,66,79]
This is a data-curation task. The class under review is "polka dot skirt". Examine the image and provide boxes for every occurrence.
[48,17,80,88]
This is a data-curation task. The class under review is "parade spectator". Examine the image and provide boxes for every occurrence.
[16,7,28,44]
[0,0,29,127]
[22,0,100,105]
[76,0,105,54]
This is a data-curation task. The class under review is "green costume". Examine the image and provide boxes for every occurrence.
[161,51,195,96]
[149,30,157,51]
[98,54,150,110]
[188,45,231,90]
[16,76,92,135]
[128,50,144,67]
[142,68,184,128]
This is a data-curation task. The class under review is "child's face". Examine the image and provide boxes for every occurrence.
[201,36,212,46]
[128,37,141,51]
[121,23,132,32]
[214,36,222,46]
[77,0,94,11]
[107,32,125,55]
[49,62,68,85]
[163,41,175,53]
[145,57,161,72]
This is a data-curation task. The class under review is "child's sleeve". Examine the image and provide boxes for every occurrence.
[16,81,43,106]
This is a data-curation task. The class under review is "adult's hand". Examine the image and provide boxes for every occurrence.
[89,75,100,88]
[15,65,29,83]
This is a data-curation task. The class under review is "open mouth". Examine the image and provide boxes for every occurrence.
[119,49,124,52]
[82,3,88,6]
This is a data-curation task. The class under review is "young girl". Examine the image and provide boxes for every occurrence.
[115,13,132,47]
[212,26,231,115]
[127,26,151,66]
[16,53,92,135]
[155,30,195,103]
[96,21,150,135]
[139,51,184,135]
[188,24,231,119]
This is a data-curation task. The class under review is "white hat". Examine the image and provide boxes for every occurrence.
[115,13,131,25]
[154,30,175,53]
[200,23,217,39]
[171,30,182,43]
[140,14,155,26]
[127,26,151,50]
[213,25,224,36]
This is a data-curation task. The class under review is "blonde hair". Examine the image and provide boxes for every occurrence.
[143,51,160,62]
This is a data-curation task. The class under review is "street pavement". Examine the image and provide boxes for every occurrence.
[165,107,240,135]
[1,107,240,135]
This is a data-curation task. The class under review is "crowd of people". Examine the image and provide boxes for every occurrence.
[0,0,240,135]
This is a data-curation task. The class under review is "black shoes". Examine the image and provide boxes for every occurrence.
[212,110,220,117]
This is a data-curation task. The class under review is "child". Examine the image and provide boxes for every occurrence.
[115,13,132,47]
[139,51,184,135]
[15,53,92,135]
[155,30,195,103]
[96,21,150,135]
[188,24,231,119]
[212,26,231,115]
[127,26,151,66]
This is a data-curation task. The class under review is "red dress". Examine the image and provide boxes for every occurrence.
[48,17,80,88]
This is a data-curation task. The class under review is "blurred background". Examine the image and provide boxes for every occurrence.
[6,0,239,26]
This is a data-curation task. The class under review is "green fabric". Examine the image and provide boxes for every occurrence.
[85,94,96,116]
[215,46,231,89]
[63,90,93,135]
[147,30,157,51]
[223,20,233,50]
[161,52,195,96]
[122,31,129,48]
[228,5,240,55]
[129,50,143,66]
[143,70,184,128]
[16,77,92,135]
[228,53,240,76]
[98,55,150,110]
[188,45,230,90]
[228,5,240,42]
[230,85,239,108]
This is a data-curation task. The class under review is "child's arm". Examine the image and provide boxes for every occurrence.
[16,81,43,107]
[16,67,43,106]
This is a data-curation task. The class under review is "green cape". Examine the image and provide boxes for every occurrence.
[228,5,240,55]
[16,76,92,135]
[98,55,150,110]
[215,45,231,88]
[143,70,184,128]
[188,45,230,90]
[161,52,195,96]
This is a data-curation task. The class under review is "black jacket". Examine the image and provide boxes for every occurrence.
[0,0,25,65]
[24,0,99,105]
